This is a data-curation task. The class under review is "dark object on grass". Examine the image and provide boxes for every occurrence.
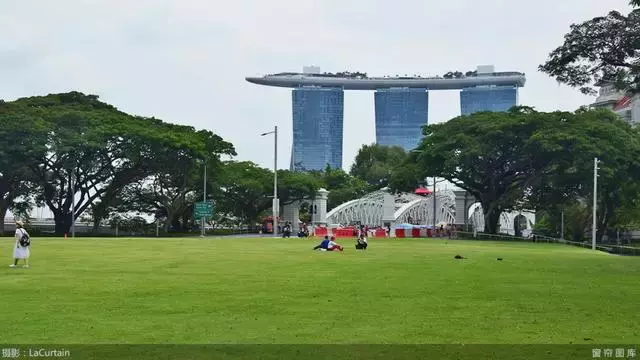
[497,258,503,261]
[454,255,465,259]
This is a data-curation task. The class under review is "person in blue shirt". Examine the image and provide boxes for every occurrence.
[313,236,344,251]
[313,236,330,250]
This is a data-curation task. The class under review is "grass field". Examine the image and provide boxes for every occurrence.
[0,236,639,346]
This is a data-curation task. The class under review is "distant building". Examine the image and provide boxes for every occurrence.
[374,88,429,151]
[591,82,640,123]
[460,65,518,115]
[247,65,525,170]
[460,86,518,115]
[291,87,344,171]
[303,65,321,75]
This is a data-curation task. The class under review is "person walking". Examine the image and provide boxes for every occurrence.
[10,221,30,268]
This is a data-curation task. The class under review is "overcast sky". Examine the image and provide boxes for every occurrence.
[0,0,634,172]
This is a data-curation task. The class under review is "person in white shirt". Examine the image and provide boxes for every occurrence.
[10,221,30,268]
[327,236,344,251]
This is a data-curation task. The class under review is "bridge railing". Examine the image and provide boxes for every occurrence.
[456,231,535,242]
[456,231,640,256]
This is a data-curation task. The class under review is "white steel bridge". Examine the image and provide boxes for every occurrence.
[325,188,535,235]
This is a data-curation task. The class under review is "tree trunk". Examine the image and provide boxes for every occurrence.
[172,217,182,231]
[483,204,502,234]
[92,216,103,233]
[0,205,8,235]
[163,213,174,232]
[54,211,72,236]
[596,198,615,243]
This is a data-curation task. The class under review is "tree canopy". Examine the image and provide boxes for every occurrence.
[539,4,640,95]
[394,106,640,235]
[350,144,408,188]
[315,167,371,211]
[10,92,640,240]
[0,102,48,231]
[0,92,236,235]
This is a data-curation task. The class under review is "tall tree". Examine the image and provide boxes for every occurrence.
[406,107,554,233]
[212,161,273,225]
[10,92,234,235]
[12,92,142,234]
[316,167,371,211]
[276,170,324,206]
[400,106,640,235]
[116,170,199,232]
[107,129,235,232]
[88,118,180,231]
[539,4,640,95]
[388,161,423,194]
[212,163,323,226]
[0,103,48,232]
[350,144,408,187]
[525,108,640,241]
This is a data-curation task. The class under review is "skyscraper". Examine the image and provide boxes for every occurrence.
[291,87,344,171]
[374,88,429,151]
[460,86,518,115]
[246,65,525,171]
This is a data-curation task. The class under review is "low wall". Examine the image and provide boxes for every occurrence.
[313,227,388,238]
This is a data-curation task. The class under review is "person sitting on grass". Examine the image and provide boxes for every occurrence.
[313,236,344,251]
[355,234,368,250]
[327,236,344,251]
[313,236,330,250]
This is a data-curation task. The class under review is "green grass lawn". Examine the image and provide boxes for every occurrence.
[0,237,638,346]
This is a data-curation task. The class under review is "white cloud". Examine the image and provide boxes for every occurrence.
[0,0,634,172]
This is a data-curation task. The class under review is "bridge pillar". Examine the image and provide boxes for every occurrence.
[311,188,329,226]
[282,201,301,234]
[381,189,395,227]
[453,190,473,228]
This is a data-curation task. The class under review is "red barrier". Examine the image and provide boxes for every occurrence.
[333,229,355,238]
[375,228,387,238]
[392,227,435,238]
[314,227,328,237]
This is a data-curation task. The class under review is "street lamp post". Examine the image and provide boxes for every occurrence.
[592,157,600,250]
[70,172,76,238]
[432,176,437,227]
[261,126,278,237]
[560,210,564,240]
[408,149,444,229]
[430,177,446,227]
[201,162,207,238]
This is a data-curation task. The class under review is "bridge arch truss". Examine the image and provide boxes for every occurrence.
[325,188,535,234]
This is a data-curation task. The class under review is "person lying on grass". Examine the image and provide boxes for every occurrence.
[313,236,344,251]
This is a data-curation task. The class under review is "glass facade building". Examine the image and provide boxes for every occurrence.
[460,86,518,115]
[374,88,429,151]
[291,87,344,171]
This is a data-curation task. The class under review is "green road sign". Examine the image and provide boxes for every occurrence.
[194,201,214,219]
